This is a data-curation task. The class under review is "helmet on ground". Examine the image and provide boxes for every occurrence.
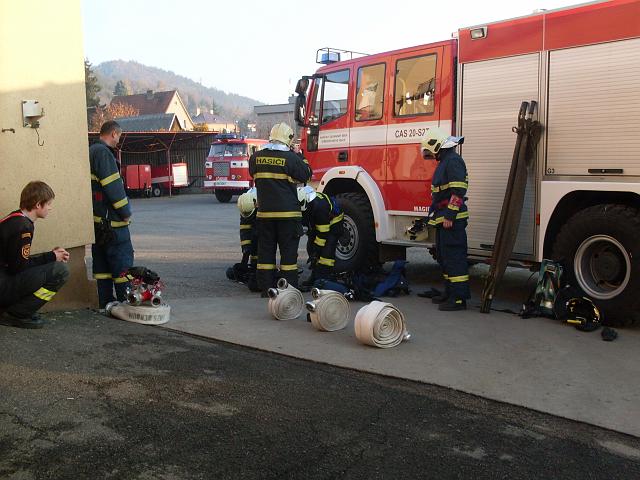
[565,297,601,332]
[297,185,316,211]
[269,122,295,146]
[237,187,257,217]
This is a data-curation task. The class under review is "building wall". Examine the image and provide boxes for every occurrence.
[0,1,96,309]
[254,110,301,140]
[166,93,195,131]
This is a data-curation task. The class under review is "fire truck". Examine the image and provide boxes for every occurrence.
[204,134,267,203]
[293,0,640,325]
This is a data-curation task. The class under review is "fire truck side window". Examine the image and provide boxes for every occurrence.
[321,69,350,125]
[394,54,437,117]
[355,63,385,122]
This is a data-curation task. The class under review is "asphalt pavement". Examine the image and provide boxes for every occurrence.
[2,310,640,480]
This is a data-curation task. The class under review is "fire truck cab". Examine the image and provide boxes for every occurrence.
[294,0,640,325]
[204,134,267,203]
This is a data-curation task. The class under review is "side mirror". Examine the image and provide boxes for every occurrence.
[294,94,307,128]
[295,78,309,95]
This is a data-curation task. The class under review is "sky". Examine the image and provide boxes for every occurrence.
[82,0,581,105]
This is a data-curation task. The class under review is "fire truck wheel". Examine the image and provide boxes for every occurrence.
[552,204,640,327]
[334,192,379,274]
[215,191,233,203]
[152,186,163,197]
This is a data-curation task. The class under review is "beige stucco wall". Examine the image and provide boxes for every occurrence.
[166,92,195,130]
[0,1,96,308]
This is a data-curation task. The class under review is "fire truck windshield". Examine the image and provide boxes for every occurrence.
[208,143,248,157]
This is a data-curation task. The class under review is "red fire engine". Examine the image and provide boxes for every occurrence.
[204,134,267,203]
[150,163,189,197]
[293,0,640,325]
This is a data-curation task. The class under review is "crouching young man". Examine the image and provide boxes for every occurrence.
[0,181,70,328]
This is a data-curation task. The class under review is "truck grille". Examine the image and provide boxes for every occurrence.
[213,162,229,177]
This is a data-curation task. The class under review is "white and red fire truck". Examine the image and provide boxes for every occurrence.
[204,134,267,203]
[293,0,640,325]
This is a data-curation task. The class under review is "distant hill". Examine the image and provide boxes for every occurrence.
[94,60,262,119]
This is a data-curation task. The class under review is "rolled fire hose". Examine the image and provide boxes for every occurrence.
[305,288,351,332]
[354,301,410,348]
[105,301,171,325]
[267,278,304,320]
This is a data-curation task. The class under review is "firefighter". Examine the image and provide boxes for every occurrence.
[298,186,344,287]
[421,127,470,311]
[90,120,134,308]
[228,187,260,291]
[249,122,312,293]
[0,181,70,328]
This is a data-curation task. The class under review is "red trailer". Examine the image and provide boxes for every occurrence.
[150,163,189,197]
[123,164,152,198]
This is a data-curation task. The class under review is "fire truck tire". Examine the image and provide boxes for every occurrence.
[552,204,640,327]
[334,192,379,274]
[215,191,233,203]
[152,185,163,197]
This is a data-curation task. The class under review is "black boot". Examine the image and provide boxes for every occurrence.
[431,294,449,304]
[438,299,467,311]
[417,287,442,299]
[1,311,47,329]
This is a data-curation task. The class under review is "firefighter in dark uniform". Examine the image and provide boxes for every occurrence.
[298,186,344,286]
[248,122,312,293]
[227,187,260,291]
[90,121,134,308]
[0,181,69,328]
[421,127,470,311]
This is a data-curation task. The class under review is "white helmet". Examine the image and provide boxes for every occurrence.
[237,187,257,217]
[420,127,464,157]
[297,185,316,211]
[269,122,295,146]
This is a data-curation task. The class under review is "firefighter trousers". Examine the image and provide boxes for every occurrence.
[92,226,134,308]
[0,262,69,318]
[312,222,344,280]
[256,218,302,291]
[435,220,470,301]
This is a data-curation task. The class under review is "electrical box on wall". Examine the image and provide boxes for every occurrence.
[22,100,44,128]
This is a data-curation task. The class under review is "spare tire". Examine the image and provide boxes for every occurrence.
[334,192,379,274]
[552,204,640,327]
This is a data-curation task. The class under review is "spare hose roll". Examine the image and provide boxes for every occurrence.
[105,301,171,325]
[354,301,410,348]
[268,278,304,320]
[305,288,351,332]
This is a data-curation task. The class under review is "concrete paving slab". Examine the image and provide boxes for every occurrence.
[163,292,640,438]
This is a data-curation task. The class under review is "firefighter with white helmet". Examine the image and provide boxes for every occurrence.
[297,186,344,288]
[249,123,312,294]
[226,188,259,289]
[420,126,470,311]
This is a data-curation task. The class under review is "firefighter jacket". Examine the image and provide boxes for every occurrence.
[303,193,344,254]
[89,140,132,228]
[0,211,55,274]
[428,148,469,226]
[248,145,312,219]
[240,211,258,256]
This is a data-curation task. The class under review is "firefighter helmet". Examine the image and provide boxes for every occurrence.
[565,297,601,332]
[420,127,449,156]
[297,185,316,211]
[237,187,257,217]
[269,122,295,146]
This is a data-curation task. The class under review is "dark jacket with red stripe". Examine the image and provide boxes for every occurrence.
[428,148,469,226]
[0,211,54,274]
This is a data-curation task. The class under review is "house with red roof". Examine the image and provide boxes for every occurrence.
[110,89,194,131]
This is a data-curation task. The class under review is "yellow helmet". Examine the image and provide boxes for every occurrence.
[420,127,449,157]
[297,185,316,211]
[237,187,257,217]
[269,122,295,146]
